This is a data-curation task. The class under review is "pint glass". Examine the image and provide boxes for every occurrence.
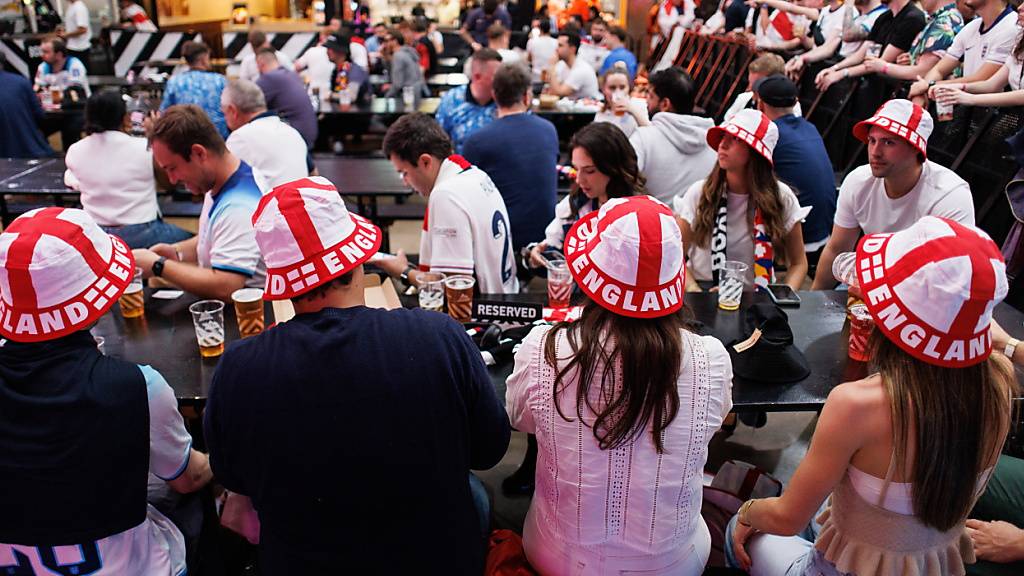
[444,275,475,324]
[231,288,265,338]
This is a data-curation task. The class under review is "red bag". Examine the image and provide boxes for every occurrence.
[484,529,538,576]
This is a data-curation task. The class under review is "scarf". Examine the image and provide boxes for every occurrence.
[710,191,775,292]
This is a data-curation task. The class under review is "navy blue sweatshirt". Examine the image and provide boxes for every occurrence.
[205,305,511,575]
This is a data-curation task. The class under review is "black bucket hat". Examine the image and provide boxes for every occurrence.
[727,302,810,384]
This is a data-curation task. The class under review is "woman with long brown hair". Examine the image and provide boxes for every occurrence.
[508,196,733,574]
[675,108,808,292]
[593,66,649,138]
[527,121,644,268]
[727,217,1018,576]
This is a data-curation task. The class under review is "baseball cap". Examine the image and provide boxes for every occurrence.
[753,74,798,108]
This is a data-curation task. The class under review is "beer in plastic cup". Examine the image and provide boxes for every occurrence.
[231,288,265,338]
[189,300,226,358]
[848,303,874,362]
[444,275,475,324]
[418,272,446,312]
[51,87,62,106]
[935,98,955,122]
[119,267,145,318]
[717,261,748,311]
[547,260,572,308]
[611,90,629,117]
[402,86,416,110]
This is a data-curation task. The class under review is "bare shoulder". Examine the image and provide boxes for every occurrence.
[825,374,888,419]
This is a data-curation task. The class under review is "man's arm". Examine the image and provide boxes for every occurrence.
[167,450,213,493]
[133,251,249,302]
[908,55,962,100]
[811,224,861,289]
[460,14,482,51]
[545,64,578,97]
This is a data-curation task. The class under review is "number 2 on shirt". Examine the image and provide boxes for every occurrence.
[1,542,102,576]
[491,211,513,284]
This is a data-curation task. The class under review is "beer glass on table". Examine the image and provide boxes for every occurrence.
[717,261,748,311]
[231,288,265,338]
[444,275,475,324]
[119,267,145,318]
[418,272,446,312]
[189,300,225,358]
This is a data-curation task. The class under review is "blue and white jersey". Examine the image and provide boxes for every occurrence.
[33,56,90,95]
[198,161,266,289]
[0,365,192,576]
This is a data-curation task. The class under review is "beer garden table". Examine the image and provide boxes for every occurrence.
[89,286,1024,412]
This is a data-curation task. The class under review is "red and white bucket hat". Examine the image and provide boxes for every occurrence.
[563,195,685,319]
[706,108,778,165]
[252,177,383,300]
[0,207,135,342]
[853,99,933,158]
[856,216,1007,368]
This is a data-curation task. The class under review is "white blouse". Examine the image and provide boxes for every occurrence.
[506,325,733,574]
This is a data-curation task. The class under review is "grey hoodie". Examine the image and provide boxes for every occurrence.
[629,112,718,205]
[386,45,425,98]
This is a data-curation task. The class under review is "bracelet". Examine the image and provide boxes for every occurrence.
[882,63,889,75]
[173,244,183,262]
[843,69,850,79]
[738,499,756,527]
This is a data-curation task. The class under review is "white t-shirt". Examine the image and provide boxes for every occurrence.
[121,4,157,32]
[556,58,600,100]
[64,0,92,52]
[34,56,90,95]
[594,108,642,138]
[676,179,804,283]
[295,45,334,94]
[946,7,1018,76]
[421,157,520,294]
[64,131,159,226]
[0,365,193,575]
[526,35,558,82]
[197,165,266,289]
[818,3,851,46]
[349,41,369,69]
[543,194,598,248]
[239,50,294,83]
[498,48,522,66]
[658,0,695,37]
[578,41,609,74]
[835,161,975,234]
[225,114,309,193]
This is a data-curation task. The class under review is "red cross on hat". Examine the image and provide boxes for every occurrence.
[0,208,135,342]
[253,177,383,300]
[707,109,779,165]
[856,217,1007,368]
[853,99,933,158]
[564,195,685,318]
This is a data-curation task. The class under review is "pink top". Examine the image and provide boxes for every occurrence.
[506,326,733,573]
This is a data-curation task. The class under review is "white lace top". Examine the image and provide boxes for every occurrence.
[506,325,733,570]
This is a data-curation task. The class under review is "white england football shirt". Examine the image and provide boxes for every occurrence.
[946,6,1017,76]
[420,156,520,294]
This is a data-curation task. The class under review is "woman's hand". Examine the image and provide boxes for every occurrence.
[967,519,1024,563]
[862,57,885,74]
[934,86,973,107]
[731,521,757,570]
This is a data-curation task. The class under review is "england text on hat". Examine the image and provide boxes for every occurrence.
[859,234,990,364]
[265,219,380,297]
[566,218,684,315]
[0,236,133,338]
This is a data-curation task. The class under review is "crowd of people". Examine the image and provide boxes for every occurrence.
[1,0,1024,575]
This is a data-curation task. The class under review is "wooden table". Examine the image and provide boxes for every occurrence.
[91,287,1024,411]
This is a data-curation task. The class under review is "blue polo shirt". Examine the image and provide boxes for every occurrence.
[772,114,836,248]
[599,46,638,79]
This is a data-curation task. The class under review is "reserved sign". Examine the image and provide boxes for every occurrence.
[473,300,543,323]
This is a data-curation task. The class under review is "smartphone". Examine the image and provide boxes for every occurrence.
[767,284,801,307]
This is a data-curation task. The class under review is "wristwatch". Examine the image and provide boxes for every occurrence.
[152,256,167,278]
[399,264,416,284]
[1006,337,1020,360]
